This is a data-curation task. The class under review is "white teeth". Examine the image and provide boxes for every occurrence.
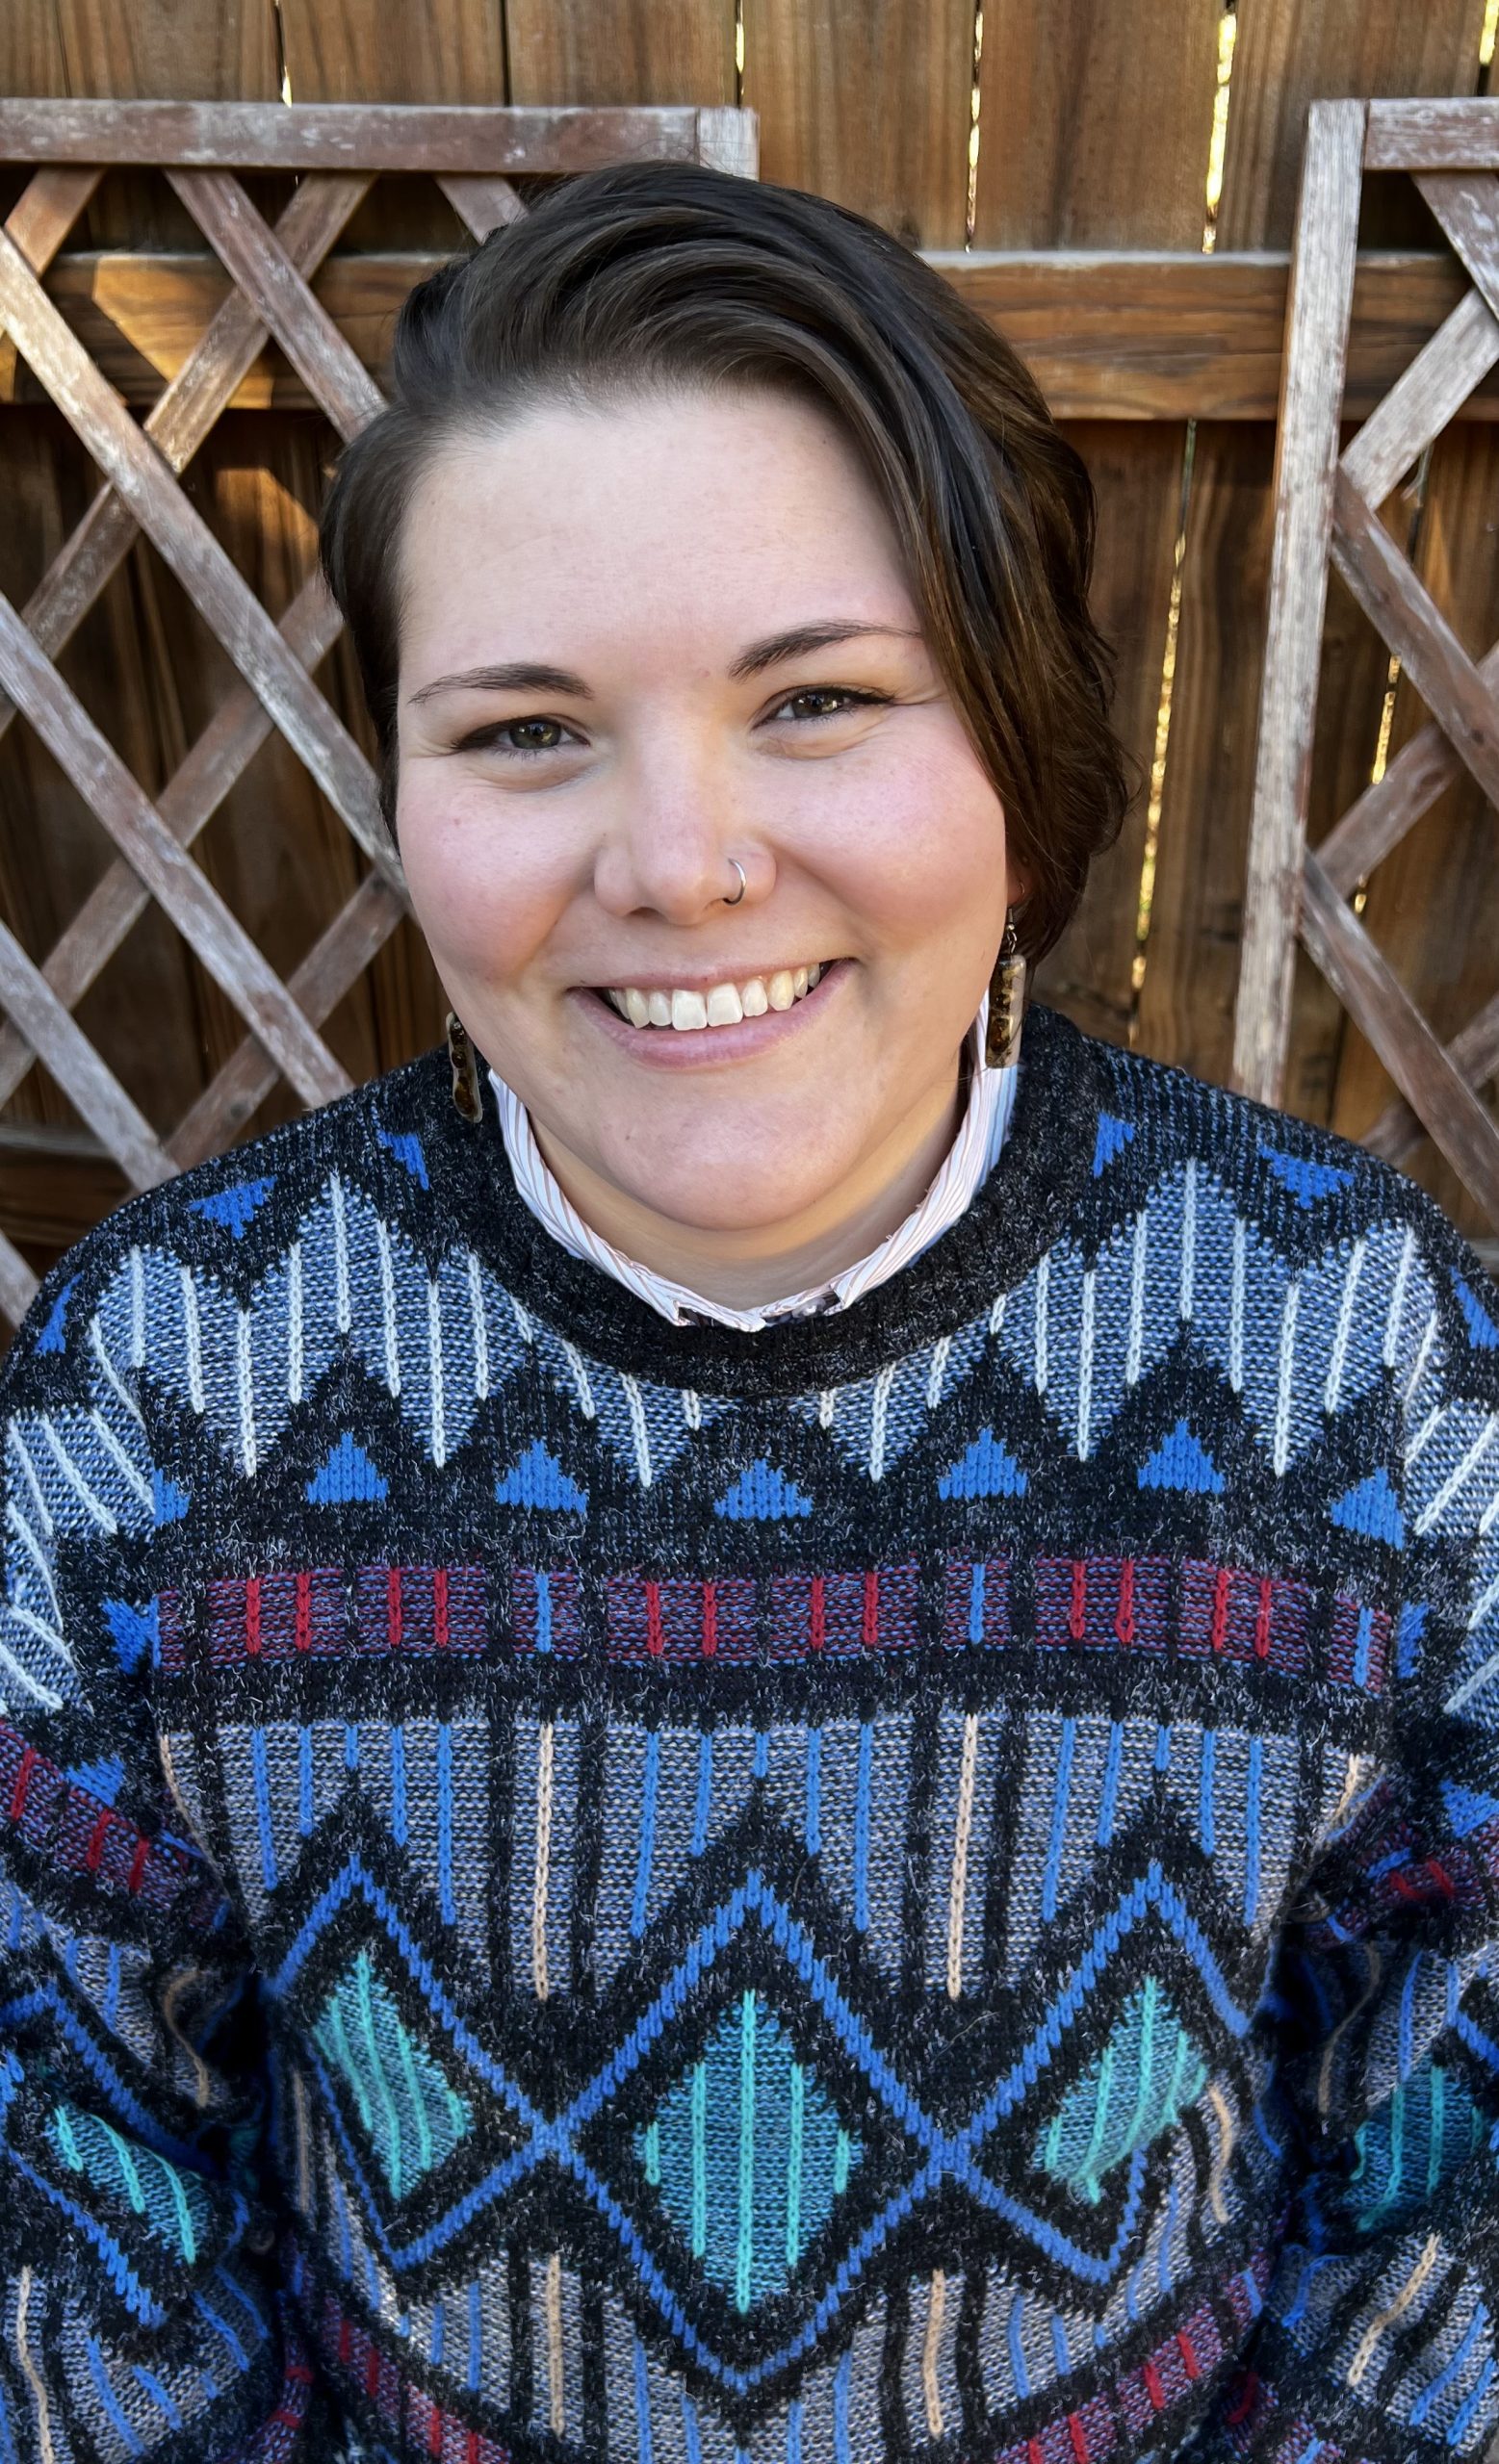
[605,963,831,1028]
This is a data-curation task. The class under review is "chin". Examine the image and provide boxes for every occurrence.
[611,1154,848,1237]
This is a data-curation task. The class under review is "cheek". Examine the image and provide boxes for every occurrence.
[395,775,570,988]
[802,754,1006,949]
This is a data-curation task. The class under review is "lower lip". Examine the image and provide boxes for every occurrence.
[573,961,847,1069]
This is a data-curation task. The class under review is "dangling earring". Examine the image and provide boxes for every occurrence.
[446,1011,483,1123]
[984,911,1028,1070]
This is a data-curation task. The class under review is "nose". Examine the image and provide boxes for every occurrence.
[590,757,760,925]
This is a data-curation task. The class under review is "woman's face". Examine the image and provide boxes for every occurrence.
[394,384,1014,1245]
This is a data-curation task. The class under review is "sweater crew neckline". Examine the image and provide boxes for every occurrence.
[446,1000,1105,1397]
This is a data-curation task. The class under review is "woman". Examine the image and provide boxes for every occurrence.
[2,159,1497,2464]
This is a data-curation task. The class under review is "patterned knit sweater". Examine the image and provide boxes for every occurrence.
[4,1001,1499,2464]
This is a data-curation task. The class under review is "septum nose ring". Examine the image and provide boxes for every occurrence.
[722,857,747,906]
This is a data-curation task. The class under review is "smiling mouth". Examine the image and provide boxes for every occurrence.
[594,961,838,1032]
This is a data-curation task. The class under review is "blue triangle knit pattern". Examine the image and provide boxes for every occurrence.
[2,1004,1498,2464]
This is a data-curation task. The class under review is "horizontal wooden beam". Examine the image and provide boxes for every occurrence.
[0,99,711,173]
[1365,100,1499,172]
[7,247,1494,424]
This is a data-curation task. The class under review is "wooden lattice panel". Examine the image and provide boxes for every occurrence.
[0,99,757,1328]
[1233,96,1499,1233]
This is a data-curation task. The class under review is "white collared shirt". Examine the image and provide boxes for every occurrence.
[487,987,1018,1332]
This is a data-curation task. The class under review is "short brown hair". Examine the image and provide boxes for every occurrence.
[319,159,1131,963]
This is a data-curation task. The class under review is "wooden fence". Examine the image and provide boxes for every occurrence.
[2,0,1497,1322]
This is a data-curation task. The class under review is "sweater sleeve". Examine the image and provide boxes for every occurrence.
[1200,1219,1499,2464]
[0,1260,326,2460]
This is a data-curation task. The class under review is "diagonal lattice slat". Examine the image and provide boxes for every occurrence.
[168,169,387,442]
[0,226,394,879]
[0,104,756,1327]
[1233,105,1499,1242]
[0,592,351,1108]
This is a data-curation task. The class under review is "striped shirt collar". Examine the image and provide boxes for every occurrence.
[487,988,1018,1332]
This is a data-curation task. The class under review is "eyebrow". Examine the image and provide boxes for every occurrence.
[404,622,923,706]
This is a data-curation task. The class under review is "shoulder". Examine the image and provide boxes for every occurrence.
[2,1047,453,1393]
[1056,1012,1498,1400]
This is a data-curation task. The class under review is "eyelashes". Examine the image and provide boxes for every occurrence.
[450,684,894,761]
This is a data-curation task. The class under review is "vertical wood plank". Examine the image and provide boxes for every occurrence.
[1230,100,1365,1103]
[1035,422,1185,1048]
[974,0,1223,249]
[741,0,970,244]
[1325,422,1499,1239]
[1137,0,1492,1104]
[972,2,1222,1051]
[1132,423,1276,1083]
[142,413,388,1121]
[277,0,504,105]
[0,1,68,95]
[505,0,734,109]
[47,1,280,102]
[1220,0,1490,250]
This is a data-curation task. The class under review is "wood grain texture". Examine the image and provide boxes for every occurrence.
[0,172,367,752]
[973,0,1221,250]
[1220,0,1489,249]
[1132,423,1275,1082]
[20,244,1499,422]
[0,1227,40,1326]
[167,169,385,440]
[0,0,68,98]
[0,567,344,1114]
[279,0,504,104]
[1366,99,1499,172]
[971,0,1221,1057]
[1365,989,1499,1171]
[0,406,216,1142]
[1326,424,1499,1236]
[170,870,405,1165]
[1230,101,1365,1102]
[506,0,734,110]
[0,167,101,450]
[1330,465,1499,813]
[1317,591,1499,901]
[0,99,712,169]
[1302,850,1499,1224]
[0,913,173,1187]
[0,222,394,881]
[1340,285,1499,506]
[1032,422,1184,1048]
[1415,171,1499,329]
[0,589,352,1111]
[742,0,969,245]
[44,0,280,102]
[1143,1,1487,1104]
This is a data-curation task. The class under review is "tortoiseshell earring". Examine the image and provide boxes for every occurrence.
[984,911,1028,1070]
[446,1012,483,1123]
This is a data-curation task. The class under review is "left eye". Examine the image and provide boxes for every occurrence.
[772,688,888,723]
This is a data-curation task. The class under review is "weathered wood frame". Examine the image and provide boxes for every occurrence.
[0,100,758,1328]
[1232,94,1499,1228]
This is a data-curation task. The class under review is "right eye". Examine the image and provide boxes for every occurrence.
[454,717,582,757]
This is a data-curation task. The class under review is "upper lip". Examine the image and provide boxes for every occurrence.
[582,959,837,993]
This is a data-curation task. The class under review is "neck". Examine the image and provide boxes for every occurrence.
[528,1061,969,1311]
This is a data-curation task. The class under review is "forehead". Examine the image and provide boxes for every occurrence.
[397,386,917,672]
